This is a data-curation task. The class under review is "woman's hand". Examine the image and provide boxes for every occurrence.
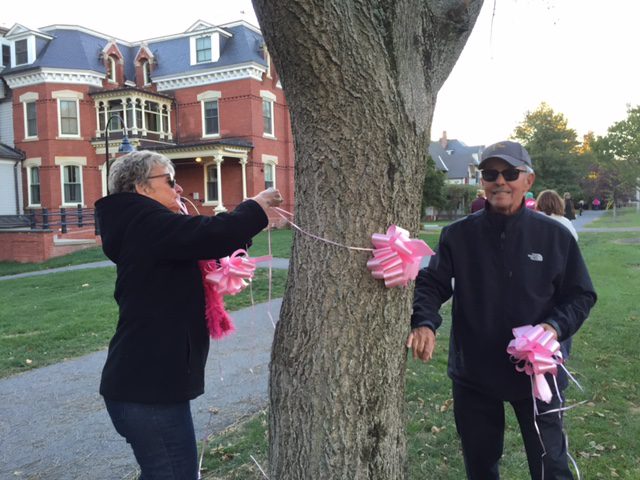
[252,188,284,212]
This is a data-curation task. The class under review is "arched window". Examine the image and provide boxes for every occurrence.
[108,56,117,82]
[142,60,151,85]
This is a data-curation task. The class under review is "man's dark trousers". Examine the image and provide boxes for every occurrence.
[452,381,574,480]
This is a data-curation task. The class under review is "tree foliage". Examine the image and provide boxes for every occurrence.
[590,105,640,206]
[512,102,586,198]
[421,156,447,213]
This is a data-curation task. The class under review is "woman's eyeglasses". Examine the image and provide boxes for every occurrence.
[148,173,176,188]
[481,168,526,182]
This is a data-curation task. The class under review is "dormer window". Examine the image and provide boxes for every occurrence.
[190,32,220,65]
[15,39,28,65]
[108,56,117,82]
[142,60,151,85]
[2,45,10,67]
[196,37,211,63]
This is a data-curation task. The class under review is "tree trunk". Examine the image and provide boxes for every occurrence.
[252,1,482,478]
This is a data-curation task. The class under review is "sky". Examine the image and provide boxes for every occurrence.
[4,0,640,147]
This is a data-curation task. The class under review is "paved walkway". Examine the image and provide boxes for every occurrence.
[0,298,283,480]
[1,209,635,479]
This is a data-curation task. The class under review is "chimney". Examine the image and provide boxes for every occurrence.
[439,131,448,149]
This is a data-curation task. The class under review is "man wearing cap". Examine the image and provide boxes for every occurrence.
[407,140,596,479]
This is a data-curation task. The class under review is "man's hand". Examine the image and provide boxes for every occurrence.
[406,327,436,362]
[540,323,559,341]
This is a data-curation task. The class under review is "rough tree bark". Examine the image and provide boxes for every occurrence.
[251,1,482,478]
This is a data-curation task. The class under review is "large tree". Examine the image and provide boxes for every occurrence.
[252,1,482,478]
[512,102,585,197]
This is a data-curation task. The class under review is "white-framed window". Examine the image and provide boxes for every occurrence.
[53,90,83,138]
[15,39,28,65]
[189,33,220,65]
[260,90,276,138]
[59,100,79,136]
[62,165,82,205]
[142,60,151,85]
[20,92,39,139]
[203,100,219,136]
[29,167,41,205]
[1,44,10,68]
[196,37,211,63]
[108,56,117,82]
[205,164,219,202]
[25,101,37,138]
[262,154,278,190]
[198,91,221,138]
[55,157,86,206]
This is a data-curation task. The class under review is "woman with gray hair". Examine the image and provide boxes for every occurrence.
[95,150,282,478]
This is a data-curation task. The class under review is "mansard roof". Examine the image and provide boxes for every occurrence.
[1,21,266,81]
[429,138,483,180]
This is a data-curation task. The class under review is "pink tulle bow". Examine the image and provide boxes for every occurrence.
[507,324,563,403]
[366,225,434,288]
[205,249,272,296]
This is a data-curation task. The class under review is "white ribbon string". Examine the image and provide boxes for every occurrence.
[273,207,374,252]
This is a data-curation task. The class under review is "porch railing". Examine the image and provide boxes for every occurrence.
[0,206,99,234]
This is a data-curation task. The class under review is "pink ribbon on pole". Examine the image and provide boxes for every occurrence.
[366,225,434,288]
[204,249,272,296]
[507,324,563,403]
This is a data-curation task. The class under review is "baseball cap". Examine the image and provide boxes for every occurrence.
[479,141,532,169]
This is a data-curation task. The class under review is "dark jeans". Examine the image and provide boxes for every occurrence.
[104,399,198,480]
[452,382,574,480]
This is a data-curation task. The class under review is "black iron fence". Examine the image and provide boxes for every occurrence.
[0,206,99,234]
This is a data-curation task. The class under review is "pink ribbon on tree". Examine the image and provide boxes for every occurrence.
[366,225,434,288]
[507,324,563,403]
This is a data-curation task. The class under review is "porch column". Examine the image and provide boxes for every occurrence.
[214,154,225,212]
[239,155,248,199]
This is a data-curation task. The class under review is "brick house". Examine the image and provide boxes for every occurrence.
[0,20,294,262]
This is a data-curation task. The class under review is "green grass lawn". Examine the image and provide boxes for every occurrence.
[0,229,294,277]
[0,246,109,276]
[588,206,640,228]
[0,268,287,379]
[198,230,640,479]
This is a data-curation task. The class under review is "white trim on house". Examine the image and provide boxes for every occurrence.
[155,63,266,91]
[4,68,104,88]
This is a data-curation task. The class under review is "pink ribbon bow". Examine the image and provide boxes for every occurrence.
[366,225,434,288]
[507,325,563,403]
[205,249,272,296]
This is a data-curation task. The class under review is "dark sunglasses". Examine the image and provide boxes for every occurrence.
[148,173,176,188]
[481,168,526,182]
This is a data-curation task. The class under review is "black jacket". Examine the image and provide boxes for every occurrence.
[95,193,268,403]
[411,203,596,400]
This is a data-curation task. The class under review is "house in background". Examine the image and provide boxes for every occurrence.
[429,131,483,185]
[0,19,294,262]
[0,143,25,216]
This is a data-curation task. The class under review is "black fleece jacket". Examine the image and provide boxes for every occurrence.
[411,203,597,400]
[95,193,268,403]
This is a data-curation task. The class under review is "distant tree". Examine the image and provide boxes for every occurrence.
[512,102,585,197]
[421,156,447,215]
[590,105,640,212]
[252,0,483,478]
[441,183,476,216]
